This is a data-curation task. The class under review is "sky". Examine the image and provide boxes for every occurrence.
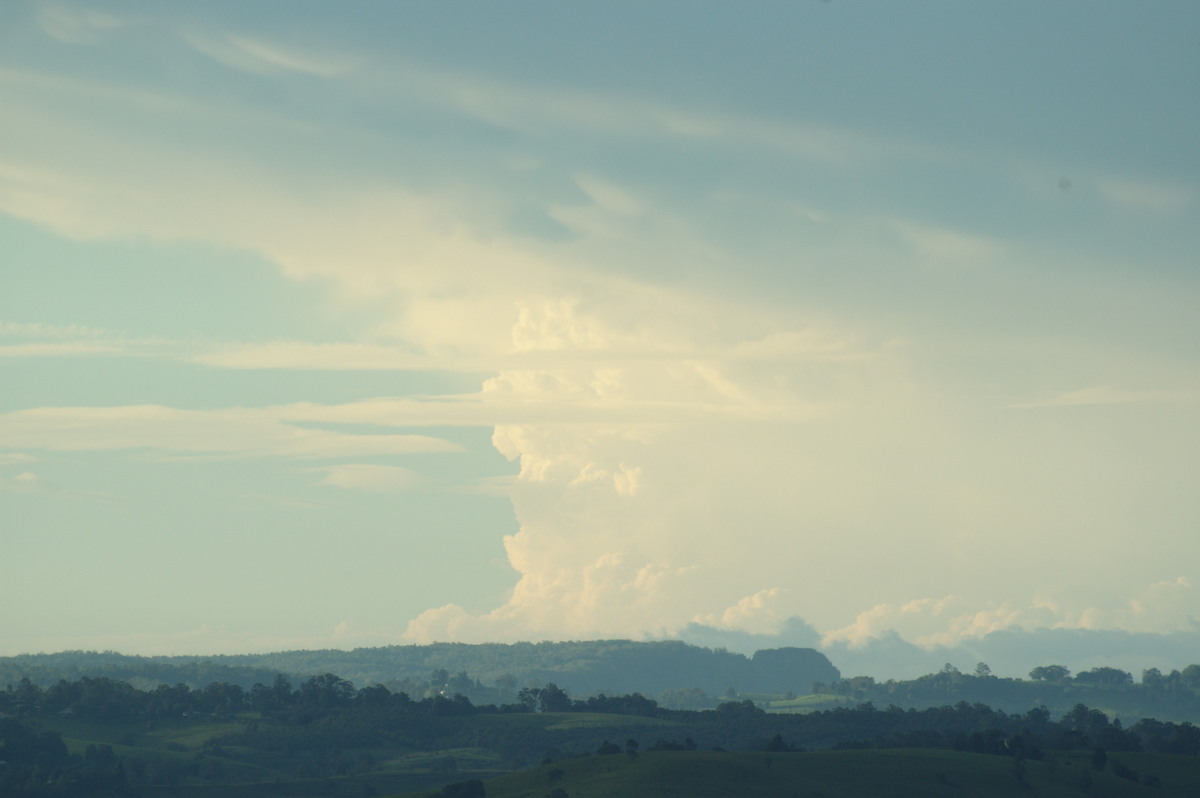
[2,0,1199,665]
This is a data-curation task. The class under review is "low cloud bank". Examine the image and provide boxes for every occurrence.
[677,616,1200,681]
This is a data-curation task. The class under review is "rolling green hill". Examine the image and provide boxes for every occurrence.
[6,672,1200,798]
[408,748,1200,798]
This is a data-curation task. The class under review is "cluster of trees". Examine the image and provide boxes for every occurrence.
[2,671,682,725]
[1024,663,1200,691]
[2,673,354,721]
[814,661,1200,721]
[503,687,1200,761]
[1129,665,1200,692]
[811,701,1200,759]
[0,671,525,725]
[516,684,660,717]
[0,717,135,798]
[0,652,280,694]
[819,701,1195,792]
[0,671,728,736]
[1028,664,1177,686]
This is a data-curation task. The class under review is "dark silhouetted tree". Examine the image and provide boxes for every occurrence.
[1029,665,1070,681]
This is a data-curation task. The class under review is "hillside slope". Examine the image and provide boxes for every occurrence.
[416,748,1200,798]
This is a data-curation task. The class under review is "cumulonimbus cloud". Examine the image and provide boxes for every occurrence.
[4,6,1198,654]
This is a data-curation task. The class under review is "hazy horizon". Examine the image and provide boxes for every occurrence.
[3,1,1198,663]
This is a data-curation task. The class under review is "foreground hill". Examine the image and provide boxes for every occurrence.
[409,748,1200,798]
[6,669,1200,797]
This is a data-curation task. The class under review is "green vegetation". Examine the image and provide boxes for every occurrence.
[408,748,1200,798]
[4,668,1200,797]
[5,649,1200,797]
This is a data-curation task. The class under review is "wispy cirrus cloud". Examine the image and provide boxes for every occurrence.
[892,220,1002,272]
[193,341,479,372]
[0,404,461,459]
[35,2,132,44]
[306,463,425,494]
[0,321,107,337]
[0,467,115,500]
[1095,176,1194,212]
[185,31,359,78]
[1013,385,1197,408]
[0,342,122,357]
[0,319,191,359]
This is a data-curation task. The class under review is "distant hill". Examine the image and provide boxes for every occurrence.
[0,641,840,699]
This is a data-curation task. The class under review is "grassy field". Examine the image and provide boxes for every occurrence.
[540,711,677,732]
[402,748,1200,798]
[765,693,857,713]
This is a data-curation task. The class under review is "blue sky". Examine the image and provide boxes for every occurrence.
[2,0,1198,658]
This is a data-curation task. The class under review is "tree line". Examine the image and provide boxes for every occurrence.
[0,641,840,699]
[814,661,1200,722]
